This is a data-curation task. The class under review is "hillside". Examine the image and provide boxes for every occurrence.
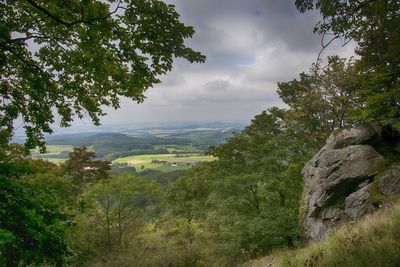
[40,127,238,159]
[244,199,400,267]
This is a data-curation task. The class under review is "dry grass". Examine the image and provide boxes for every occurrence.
[244,201,400,267]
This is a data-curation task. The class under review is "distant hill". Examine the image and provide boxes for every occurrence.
[38,126,239,161]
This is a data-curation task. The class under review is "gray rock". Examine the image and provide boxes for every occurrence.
[301,134,385,243]
[379,165,400,196]
[345,184,374,220]
[303,145,384,213]
[301,125,400,244]
[326,125,381,149]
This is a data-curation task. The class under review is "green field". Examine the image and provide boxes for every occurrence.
[112,153,215,172]
[153,145,202,153]
[32,145,93,164]
[44,145,94,153]
[41,158,67,164]
[32,145,74,156]
[33,145,214,172]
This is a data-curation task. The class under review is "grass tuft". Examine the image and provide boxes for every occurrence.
[244,200,400,267]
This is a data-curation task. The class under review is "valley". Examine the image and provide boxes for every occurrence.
[31,123,240,172]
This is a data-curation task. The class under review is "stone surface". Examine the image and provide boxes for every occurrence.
[325,125,381,149]
[379,165,400,196]
[345,184,374,220]
[301,124,400,244]
[301,127,387,243]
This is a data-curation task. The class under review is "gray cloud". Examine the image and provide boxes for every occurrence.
[86,0,355,127]
[204,80,231,91]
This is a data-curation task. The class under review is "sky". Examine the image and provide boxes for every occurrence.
[68,0,355,129]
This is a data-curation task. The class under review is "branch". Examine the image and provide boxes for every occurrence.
[315,32,347,69]
[26,0,72,27]
[8,34,50,44]
[26,0,123,28]
[0,43,44,74]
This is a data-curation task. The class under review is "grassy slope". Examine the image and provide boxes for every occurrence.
[244,200,400,267]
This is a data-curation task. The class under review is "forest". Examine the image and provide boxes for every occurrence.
[1,0,400,266]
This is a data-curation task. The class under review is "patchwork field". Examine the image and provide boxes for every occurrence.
[113,153,215,172]
[32,145,94,162]
[33,145,74,155]
[153,145,202,153]
[41,158,68,164]
[31,127,238,172]
[34,145,215,172]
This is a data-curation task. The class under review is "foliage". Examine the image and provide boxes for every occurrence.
[164,110,314,265]
[80,174,163,253]
[277,56,359,145]
[0,177,72,267]
[3,1,400,266]
[162,55,362,264]
[62,146,111,192]
[0,136,71,267]
[140,169,186,186]
[0,0,205,149]
[110,163,137,176]
[295,0,400,127]
[86,216,214,267]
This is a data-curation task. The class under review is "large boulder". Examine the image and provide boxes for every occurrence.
[379,165,400,196]
[325,125,382,149]
[300,125,400,243]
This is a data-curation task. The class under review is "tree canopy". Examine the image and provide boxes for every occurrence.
[295,0,400,127]
[277,56,359,144]
[0,0,205,149]
[0,137,71,267]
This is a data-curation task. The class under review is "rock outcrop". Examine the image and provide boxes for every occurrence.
[301,125,400,243]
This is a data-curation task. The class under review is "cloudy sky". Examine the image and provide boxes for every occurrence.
[75,0,355,128]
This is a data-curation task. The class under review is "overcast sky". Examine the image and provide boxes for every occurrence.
[69,0,355,128]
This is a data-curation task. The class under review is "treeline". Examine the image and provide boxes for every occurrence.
[160,57,360,265]
[2,53,397,266]
[48,133,190,160]
[2,0,399,266]
[0,56,360,267]
[43,130,236,161]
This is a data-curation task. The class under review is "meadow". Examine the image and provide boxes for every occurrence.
[30,128,233,171]
[34,144,215,172]
[33,145,74,155]
[113,153,215,172]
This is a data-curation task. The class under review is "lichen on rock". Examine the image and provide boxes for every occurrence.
[300,124,400,244]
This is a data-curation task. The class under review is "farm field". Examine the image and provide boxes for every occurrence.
[33,145,215,172]
[32,145,94,160]
[41,158,68,164]
[32,145,74,156]
[112,153,215,172]
[30,125,239,171]
[153,145,202,153]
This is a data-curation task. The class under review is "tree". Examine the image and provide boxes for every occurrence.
[83,174,162,251]
[295,0,400,127]
[0,134,71,267]
[63,146,111,192]
[205,110,308,261]
[277,56,359,145]
[0,0,205,149]
[164,110,313,264]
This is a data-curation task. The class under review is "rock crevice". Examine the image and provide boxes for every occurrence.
[300,125,400,243]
